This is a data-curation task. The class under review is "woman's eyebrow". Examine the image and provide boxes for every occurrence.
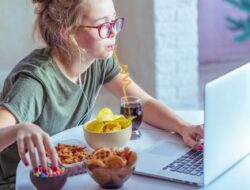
[94,12,117,22]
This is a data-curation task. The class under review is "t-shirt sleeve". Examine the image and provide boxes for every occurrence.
[101,55,122,84]
[0,76,45,123]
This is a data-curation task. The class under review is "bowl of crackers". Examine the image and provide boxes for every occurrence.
[83,108,132,149]
[85,147,137,189]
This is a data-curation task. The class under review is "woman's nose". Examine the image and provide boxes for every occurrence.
[108,27,116,38]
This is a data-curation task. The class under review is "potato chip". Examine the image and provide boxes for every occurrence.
[97,108,114,121]
[111,114,125,120]
[85,108,132,133]
[115,118,132,129]
[86,120,104,133]
[103,122,122,132]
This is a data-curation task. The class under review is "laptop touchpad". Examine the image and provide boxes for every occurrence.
[149,141,189,157]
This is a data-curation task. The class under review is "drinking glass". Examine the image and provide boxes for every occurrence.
[120,96,143,139]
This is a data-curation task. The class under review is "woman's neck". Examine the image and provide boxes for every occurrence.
[51,50,95,84]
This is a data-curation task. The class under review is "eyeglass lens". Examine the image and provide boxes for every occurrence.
[100,18,124,38]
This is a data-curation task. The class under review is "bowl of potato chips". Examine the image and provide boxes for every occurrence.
[83,108,132,149]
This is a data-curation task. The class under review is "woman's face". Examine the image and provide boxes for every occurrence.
[75,0,117,60]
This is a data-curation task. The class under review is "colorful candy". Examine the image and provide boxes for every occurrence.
[32,163,65,178]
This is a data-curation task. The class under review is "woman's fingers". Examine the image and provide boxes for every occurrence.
[192,126,204,150]
[183,125,204,149]
[32,134,47,170]
[43,134,59,169]
[24,135,38,168]
[195,125,204,138]
[16,124,59,169]
[17,136,29,166]
[186,137,199,149]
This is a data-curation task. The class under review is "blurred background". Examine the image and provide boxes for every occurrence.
[1,0,250,114]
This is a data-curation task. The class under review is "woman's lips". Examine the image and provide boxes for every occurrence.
[106,45,115,51]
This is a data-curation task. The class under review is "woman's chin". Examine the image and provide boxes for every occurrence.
[98,51,113,60]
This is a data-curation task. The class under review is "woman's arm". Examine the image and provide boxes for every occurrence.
[0,107,18,152]
[0,106,59,169]
[0,126,18,152]
[105,74,203,148]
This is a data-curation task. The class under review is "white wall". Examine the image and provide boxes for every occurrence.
[0,0,199,111]
[0,1,37,69]
[0,0,37,86]
[114,0,199,110]
[115,0,155,96]
[95,0,155,113]
[154,0,199,109]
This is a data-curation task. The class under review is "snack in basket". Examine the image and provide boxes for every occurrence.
[85,108,133,133]
[50,143,90,176]
[104,155,127,168]
[55,143,89,164]
[86,147,137,167]
[85,147,137,188]
[92,147,113,160]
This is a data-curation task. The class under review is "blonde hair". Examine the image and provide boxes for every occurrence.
[32,0,88,58]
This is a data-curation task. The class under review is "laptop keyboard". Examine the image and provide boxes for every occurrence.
[162,149,203,176]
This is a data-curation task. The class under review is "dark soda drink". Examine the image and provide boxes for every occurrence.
[120,96,143,139]
[120,103,143,131]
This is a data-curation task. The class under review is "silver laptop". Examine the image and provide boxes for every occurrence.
[135,63,250,186]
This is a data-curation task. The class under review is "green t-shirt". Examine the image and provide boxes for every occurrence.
[0,48,121,189]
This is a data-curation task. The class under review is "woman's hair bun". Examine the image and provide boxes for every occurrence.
[32,0,51,4]
[33,0,73,8]
[33,0,43,3]
[58,0,75,8]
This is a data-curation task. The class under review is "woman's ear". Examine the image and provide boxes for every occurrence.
[60,28,78,48]
[69,34,78,47]
[59,28,70,41]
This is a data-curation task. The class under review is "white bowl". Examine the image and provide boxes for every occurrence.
[83,120,132,149]
[52,139,89,176]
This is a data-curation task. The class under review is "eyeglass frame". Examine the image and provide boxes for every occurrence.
[78,17,125,39]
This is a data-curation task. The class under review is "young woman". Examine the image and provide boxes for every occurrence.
[0,0,203,188]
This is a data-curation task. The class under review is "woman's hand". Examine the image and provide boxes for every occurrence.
[179,124,204,149]
[16,123,59,170]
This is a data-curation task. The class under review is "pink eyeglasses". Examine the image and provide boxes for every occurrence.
[79,17,125,39]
